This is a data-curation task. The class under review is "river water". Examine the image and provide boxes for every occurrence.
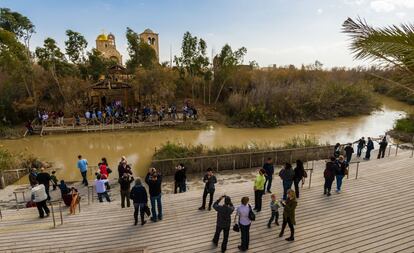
[1,96,412,182]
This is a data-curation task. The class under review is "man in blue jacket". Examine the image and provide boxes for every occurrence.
[263,157,275,194]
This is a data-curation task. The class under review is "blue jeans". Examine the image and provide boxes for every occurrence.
[283,180,293,200]
[264,176,273,192]
[336,175,344,191]
[150,194,162,220]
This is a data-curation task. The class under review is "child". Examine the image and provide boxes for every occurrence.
[50,171,58,191]
[268,194,280,228]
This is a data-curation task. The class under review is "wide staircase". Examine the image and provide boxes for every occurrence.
[0,151,413,253]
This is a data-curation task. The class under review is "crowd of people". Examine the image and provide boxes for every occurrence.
[25,134,391,252]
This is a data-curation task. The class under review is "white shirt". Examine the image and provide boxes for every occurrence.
[95,179,108,193]
[31,184,48,203]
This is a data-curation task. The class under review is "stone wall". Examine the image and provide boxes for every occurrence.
[0,168,28,189]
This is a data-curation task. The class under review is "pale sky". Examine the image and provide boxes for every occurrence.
[2,0,414,68]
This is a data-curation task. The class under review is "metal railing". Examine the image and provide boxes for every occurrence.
[49,200,63,228]
[13,190,27,210]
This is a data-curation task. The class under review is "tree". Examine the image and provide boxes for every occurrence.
[174,31,210,100]
[86,49,113,81]
[213,44,247,103]
[125,27,157,70]
[65,29,88,64]
[342,17,414,93]
[0,8,35,53]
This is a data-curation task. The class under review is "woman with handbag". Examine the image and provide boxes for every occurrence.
[130,178,148,226]
[235,196,253,252]
[279,189,297,241]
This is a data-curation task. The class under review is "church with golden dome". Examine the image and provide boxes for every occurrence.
[95,32,123,65]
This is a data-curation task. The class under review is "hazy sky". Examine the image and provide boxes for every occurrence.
[2,0,413,68]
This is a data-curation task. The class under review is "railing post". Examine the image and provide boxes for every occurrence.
[308,169,312,189]
[355,162,360,179]
[50,202,56,228]
[249,153,252,169]
[233,157,236,171]
[59,202,63,225]
[0,208,2,220]
[216,158,219,173]
[78,198,81,213]
[395,144,399,156]
[14,192,19,210]
[347,164,350,179]
[388,145,392,157]
[411,148,414,158]
[22,192,26,203]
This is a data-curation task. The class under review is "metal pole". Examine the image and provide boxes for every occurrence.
[355,162,360,179]
[411,148,414,158]
[233,157,236,171]
[249,153,252,169]
[14,192,19,210]
[309,169,312,189]
[22,192,26,203]
[78,198,81,213]
[59,202,63,225]
[388,145,392,157]
[216,158,219,172]
[50,202,56,228]
[88,186,90,205]
[395,144,399,156]
[347,164,350,179]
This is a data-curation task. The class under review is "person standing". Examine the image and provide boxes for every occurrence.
[174,164,187,194]
[28,168,38,187]
[377,136,388,159]
[324,157,338,196]
[199,168,217,211]
[77,155,88,186]
[365,137,374,160]
[356,137,366,158]
[212,195,234,252]
[31,182,50,218]
[130,178,148,226]
[263,157,274,194]
[335,155,348,193]
[98,157,109,179]
[344,143,354,163]
[293,160,306,198]
[145,168,163,222]
[118,156,133,178]
[279,189,297,241]
[279,163,295,200]
[267,194,280,228]
[118,173,134,208]
[333,143,341,158]
[95,174,111,202]
[253,169,266,212]
[236,197,252,252]
[36,168,51,201]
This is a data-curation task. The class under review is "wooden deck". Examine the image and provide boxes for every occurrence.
[0,151,413,253]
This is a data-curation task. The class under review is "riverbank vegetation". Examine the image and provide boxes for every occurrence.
[0,8,387,133]
[0,146,39,172]
[153,135,322,160]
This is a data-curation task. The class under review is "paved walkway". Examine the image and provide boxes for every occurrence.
[0,151,413,252]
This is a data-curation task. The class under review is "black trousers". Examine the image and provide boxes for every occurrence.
[254,190,264,211]
[174,181,186,194]
[239,223,250,250]
[201,188,214,208]
[281,217,295,238]
[133,203,145,224]
[36,200,50,218]
[324,178,334,193]
[213,226,230,251]
[378,147,387,159]
[81,171,88,186]
[120,189,130,208]
[268,211,279,225]
[293,179,301,198]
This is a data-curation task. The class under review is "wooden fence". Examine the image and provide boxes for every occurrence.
[151,145,336,176]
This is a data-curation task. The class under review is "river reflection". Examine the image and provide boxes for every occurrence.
[1,96,412,182]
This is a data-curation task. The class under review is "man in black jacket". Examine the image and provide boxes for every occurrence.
[212,195,234,253]
[145,168,163,222]
[130,178,148,226]
[324,157,338,196]
[36,168,51,200]
[263,157,274,194]
[174,164,187,194]
[199,168,217,211]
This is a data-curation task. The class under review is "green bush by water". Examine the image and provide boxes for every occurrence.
[394,115,414,133]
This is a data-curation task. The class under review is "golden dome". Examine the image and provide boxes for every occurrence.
[97,33,108,41]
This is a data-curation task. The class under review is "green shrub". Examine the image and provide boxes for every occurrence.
[394,115,414,133]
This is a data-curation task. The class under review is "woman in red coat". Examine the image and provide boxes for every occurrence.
[99,157,109,178]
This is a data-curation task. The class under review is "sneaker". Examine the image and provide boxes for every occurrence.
[267,190,272,194]
[238,246,246,252]
[286,237,295,241]
[198,207,205,210]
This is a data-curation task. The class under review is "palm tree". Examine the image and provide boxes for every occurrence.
[342,17,414,93]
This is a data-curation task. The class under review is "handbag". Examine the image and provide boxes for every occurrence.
[144,205,151,217]
[107,168,112,174]
[248,204,256,221]
[233,223,240,232]
[303,170,308,178]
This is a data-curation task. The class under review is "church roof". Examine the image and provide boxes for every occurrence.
[97,33,108,41]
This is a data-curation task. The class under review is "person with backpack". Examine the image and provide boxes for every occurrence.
[263,157,275,194]
[212,195,234,252]
[199,168,217,211]
[130,178,148,226]
[335,155,348,193]
[279,189,297,241]
[253,169,266,212]
[279,163,295,200]
[293,160,306,198]
[324,157,338,196]
[235,196,253,252]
